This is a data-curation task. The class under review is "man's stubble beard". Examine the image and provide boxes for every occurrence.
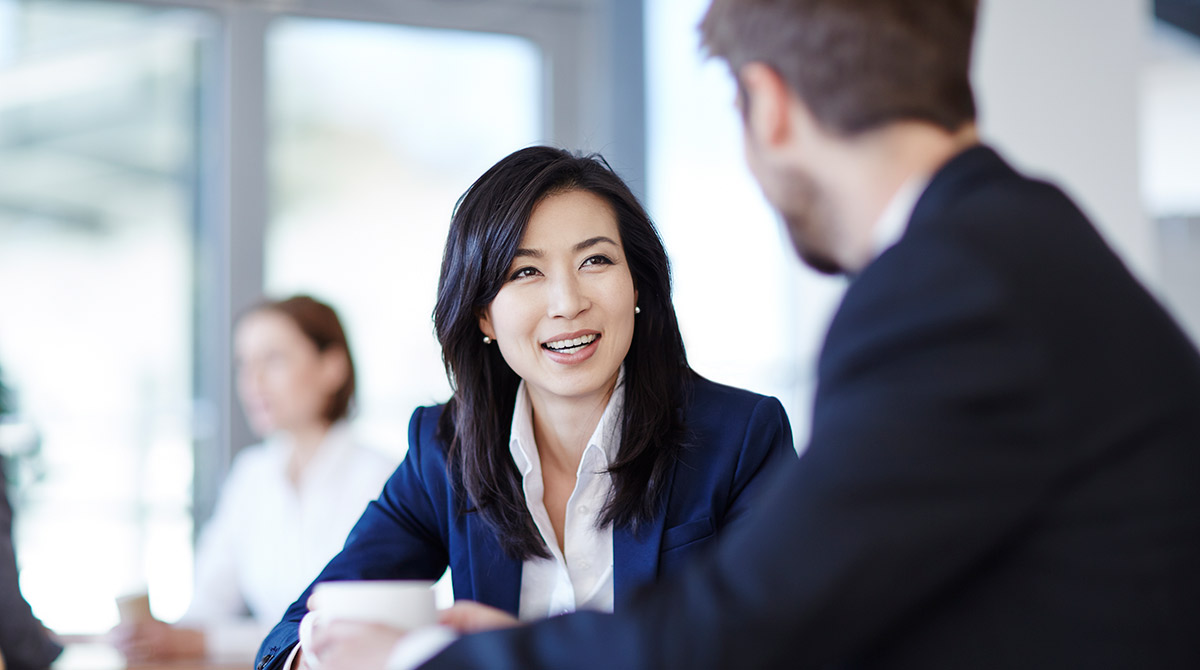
[777,168,844,276]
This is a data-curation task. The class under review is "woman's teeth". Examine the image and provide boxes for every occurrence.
[543,333,598,353]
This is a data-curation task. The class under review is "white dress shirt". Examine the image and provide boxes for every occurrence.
[182,422,395,661]
[372,375,626,670]
[510,373,622,620]
[871,174,931,260]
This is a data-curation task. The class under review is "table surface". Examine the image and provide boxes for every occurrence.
[54,642,249,670]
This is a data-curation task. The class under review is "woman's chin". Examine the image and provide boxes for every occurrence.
[247,417,278,438]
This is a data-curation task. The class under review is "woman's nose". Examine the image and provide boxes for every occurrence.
[238,364,265,393]
[546,273,588,319]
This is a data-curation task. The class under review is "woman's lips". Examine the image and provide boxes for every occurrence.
[541,332,601,363]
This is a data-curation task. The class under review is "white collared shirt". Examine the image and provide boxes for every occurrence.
[508,372,623,619]
[378,378,626,670]
[184,422,395,661]
[870,174,932,260]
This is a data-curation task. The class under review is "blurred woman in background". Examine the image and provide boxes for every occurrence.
[112,296,396,663]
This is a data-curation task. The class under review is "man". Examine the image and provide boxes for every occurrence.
[283,1,1200,667]
[0,372,63,670]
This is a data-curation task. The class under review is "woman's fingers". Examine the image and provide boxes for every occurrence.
[310,620,405,670]
[437,601,520,633]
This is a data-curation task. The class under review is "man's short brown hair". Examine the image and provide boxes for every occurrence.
[700,0,979,135]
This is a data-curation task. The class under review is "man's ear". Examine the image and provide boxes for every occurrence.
[738,62,792,149]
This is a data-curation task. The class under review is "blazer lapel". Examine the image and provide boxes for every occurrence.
[464,515,523,617]
[612,462,677,610]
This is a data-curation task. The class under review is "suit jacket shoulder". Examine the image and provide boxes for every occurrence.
[423,147,1200,670]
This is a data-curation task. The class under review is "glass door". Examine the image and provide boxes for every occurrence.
[0,0,214,630]
[266,17,545,451]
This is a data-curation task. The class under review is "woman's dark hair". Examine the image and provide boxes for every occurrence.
[434,146,692,560]
[245,295,357,423]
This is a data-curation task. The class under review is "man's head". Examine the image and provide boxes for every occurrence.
[701,0,979,135]
[700,0,980,273]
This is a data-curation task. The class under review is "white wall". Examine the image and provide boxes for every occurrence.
[973,0,1154,282]
[1143,23,1200,217]
[1144,22,1200,341]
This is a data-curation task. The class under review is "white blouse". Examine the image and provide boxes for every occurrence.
[509,375,623,619]
[182,422,396,660]
[332,379,628,670]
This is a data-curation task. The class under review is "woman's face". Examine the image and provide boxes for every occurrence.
[234,310,343,437]
[480,189,638,410]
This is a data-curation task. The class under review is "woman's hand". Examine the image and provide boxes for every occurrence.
[108,619,205,663]
[437,601,520,634]
[308,620,405,670]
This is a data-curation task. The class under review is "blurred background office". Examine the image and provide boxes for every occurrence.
[0,0,1198,639]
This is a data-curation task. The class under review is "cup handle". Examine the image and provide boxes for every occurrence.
[298,610,328,668]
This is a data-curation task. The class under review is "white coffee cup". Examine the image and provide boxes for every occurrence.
[115,592,153,624]
[309,580,437,630]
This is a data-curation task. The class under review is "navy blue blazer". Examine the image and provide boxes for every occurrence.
[255,376,795,669]
[422,146,1200,669]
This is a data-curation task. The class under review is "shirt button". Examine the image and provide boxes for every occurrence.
[559,609,570,616]
[579,560,591,570]
[577,504,589,515]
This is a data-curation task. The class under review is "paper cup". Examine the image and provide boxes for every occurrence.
[310,580,436,630]
[115,592,152,624]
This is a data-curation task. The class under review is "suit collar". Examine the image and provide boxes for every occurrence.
[463,464,676,616]
[907,144,1014,233]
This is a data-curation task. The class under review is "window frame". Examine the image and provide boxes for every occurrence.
[111,0,645,526]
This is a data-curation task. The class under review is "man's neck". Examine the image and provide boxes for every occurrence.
[829,122,979,273]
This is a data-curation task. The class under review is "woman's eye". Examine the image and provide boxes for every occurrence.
[509,266,539,281]
[581,255,614,268]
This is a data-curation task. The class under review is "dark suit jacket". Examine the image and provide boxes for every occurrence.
[254,376,795,669]
[423,146,1200,669]
[0,459,63,670]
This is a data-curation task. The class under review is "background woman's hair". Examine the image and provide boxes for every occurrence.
[433,145,692,560]
[246,295,357,423]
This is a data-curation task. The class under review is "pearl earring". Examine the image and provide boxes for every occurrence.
[483,335,492,344]
[634,306,641,315]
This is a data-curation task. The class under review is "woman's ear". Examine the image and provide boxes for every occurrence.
[478,309,496,342]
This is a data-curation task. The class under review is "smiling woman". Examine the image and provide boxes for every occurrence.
[478,189,640,488]
[255,147,798,670]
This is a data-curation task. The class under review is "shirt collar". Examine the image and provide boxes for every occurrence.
[509,367,626,476]
[870,173,932,260]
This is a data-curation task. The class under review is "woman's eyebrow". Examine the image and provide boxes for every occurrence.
[514,236,617,258]
[574,236,619,252]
